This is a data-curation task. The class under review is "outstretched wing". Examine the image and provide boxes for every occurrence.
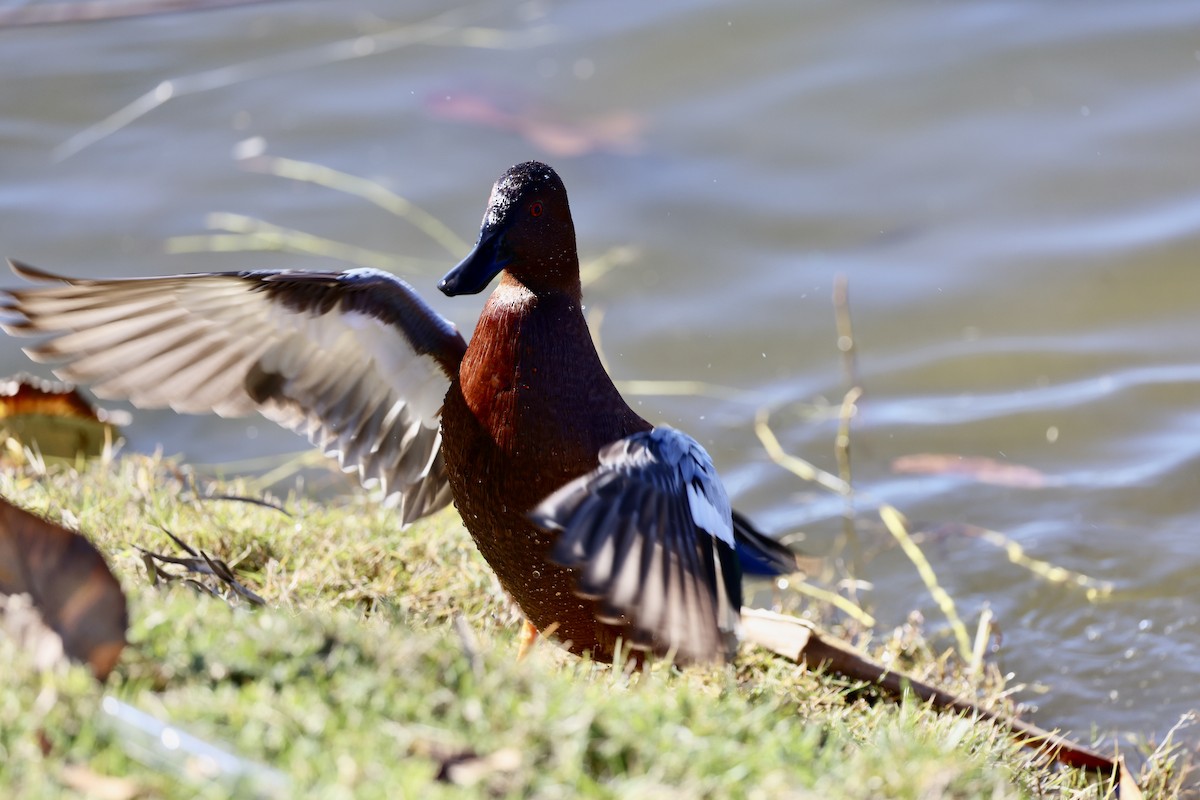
[1,260,467,524]
[529,426,742,665]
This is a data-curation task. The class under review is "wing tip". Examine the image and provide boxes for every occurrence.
[8,258,71,284]
[731,509,803,576]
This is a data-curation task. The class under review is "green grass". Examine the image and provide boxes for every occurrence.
[0,453,1189,798]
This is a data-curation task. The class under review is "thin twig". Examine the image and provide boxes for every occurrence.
[166,212,443,272]
[239,156,469,257]
[580,246,639,287]
[968,525,1114,600]
[879,504,972,660]
[969,606,994,677]
[833,274,858,388]
[780,578,876,627]
[199,494,291,517]
[753,408,851,496]
[834,386,863,566]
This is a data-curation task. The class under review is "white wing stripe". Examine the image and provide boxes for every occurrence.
[531,425,741,664]
[686,481,733,546]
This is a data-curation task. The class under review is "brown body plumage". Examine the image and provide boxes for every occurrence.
[440,274,650,659]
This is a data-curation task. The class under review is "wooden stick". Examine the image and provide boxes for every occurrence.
[740,608,1118,773]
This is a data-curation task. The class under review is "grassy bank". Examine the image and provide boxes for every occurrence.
[0,453,1185,798]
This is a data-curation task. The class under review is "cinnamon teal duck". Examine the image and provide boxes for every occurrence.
[2,161,798,665]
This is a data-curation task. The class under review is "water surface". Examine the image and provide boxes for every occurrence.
[3,0,1200,747]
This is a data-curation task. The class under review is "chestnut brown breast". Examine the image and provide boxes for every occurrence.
[439,278,649,660]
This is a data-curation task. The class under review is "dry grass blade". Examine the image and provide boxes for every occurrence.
[1132,712,1195,797]
[833,273,858,387]
[166,212,442,271]
[919,521,1114,600]
[780,578,876,627]
[834,386,863,564]
[580,245,639,287]
[614,379,749,402]
[239,155,469,256]
[188,489,291,517]
[879,504,972,661]
[967,524,1113,600]
[969,607,994,677]
[178,449,340,499]
[164,233,417,270]
[754,408,851,496]
[834,386,863,490]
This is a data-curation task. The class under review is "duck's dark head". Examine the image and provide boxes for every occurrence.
[439,161,579,297]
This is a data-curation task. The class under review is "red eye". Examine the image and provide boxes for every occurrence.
[530,201,544,217]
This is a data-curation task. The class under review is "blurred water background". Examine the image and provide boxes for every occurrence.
[3,0,1200,747]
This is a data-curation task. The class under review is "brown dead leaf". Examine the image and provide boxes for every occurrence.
[0,496,127,679]
[0,373,127,458]
[891,453,1048,489]
[1118,755,1144,799]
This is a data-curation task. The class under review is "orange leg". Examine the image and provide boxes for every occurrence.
[516,619,539,661]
